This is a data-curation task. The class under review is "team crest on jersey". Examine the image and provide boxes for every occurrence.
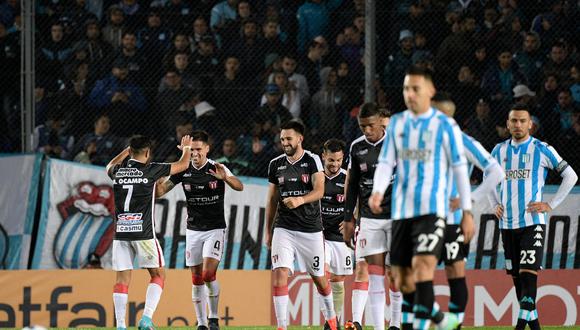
[209,181,218,189]
[360,163,367,172]
[522,154,530,163]
[54,181,115,269]
[278,176,284,184]
[301,174,310,183]
[336,194,345,202]
[184,183,191,191]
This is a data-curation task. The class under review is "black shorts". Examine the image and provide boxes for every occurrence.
[439,225,469,266]
[391,214,446,267]
[501,225,545,275]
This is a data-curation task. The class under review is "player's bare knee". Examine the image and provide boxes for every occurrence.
[354,261,368,282]
[399,274,415,293]
[445,261,465,279]
[330,274,346,282]
[273,268,289,286]
[202,269,217,283]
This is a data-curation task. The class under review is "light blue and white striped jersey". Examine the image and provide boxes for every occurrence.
[447,133,495,225]
[378,107,467,220]
[492,137,564,229]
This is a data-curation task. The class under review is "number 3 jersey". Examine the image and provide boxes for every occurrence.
[108,159,171,241]
[170,159,231,231]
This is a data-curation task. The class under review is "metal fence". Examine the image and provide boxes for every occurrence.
[1,0,579,181]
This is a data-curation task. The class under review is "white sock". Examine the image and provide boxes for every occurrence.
[273,295,289,329]
[192,284,207,326]
[352,282,368,323]
[143,282,163,318]
[369,274,385,330]
[205,280,220,319]
[113,293,128,328]
[331,281,345,322]
[389,288,402,328]
[319,291,336,320]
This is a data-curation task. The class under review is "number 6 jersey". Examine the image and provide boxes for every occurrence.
[108,159,171,241]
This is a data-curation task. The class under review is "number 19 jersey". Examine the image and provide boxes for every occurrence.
[108,159,171,241]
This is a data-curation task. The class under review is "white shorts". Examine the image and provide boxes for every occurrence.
[354,225,365,262]
[357,217,392,263]
[112,239,165,271]
[271,228,325,277]
[324,240,354,275]
[185,228,226,266]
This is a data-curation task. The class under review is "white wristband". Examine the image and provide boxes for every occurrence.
[183,146,191,150]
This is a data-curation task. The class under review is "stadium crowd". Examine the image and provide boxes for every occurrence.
[0,0,579,180]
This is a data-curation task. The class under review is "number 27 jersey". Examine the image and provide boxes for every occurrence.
[108,159,171,241]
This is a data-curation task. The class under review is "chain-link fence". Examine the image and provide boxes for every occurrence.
[1,0,579,181]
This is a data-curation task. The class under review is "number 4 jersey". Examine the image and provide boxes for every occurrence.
[108,159,171,240]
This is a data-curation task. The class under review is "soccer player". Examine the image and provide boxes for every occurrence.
[431,93,504,329]
[369,66,475,330]
[343,103,401,330]
[265,121,338,330]
[155,130,244,330]
[106,134,193,330]
[321,138,353,326]
[490,104,577,330]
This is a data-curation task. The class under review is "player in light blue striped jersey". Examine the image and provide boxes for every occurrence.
[432,94,504,330]
[490,104,577,330]
[369,66,475,330]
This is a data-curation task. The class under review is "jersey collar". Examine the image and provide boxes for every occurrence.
[286,150,305,165]
[191,159,209,170]
[364,131,385,147]
[509,136,533,153]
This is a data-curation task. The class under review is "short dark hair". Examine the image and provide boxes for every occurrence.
[129,135,152,154]
[358,102,390,119]
[432,91,453,103]
[509,103,531,114]
[323,139,346,154]
[94,112,110,123]
[191,130,210,143]
[280,120,305,135]
[405,65,434,83]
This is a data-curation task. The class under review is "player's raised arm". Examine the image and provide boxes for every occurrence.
[265,182,279,248]
[155,178,175,198]
[169,135,193,175]
[106,146,130,178]
[209,162,244,191]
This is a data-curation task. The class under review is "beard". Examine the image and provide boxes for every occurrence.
[326,165,339,175]
[283,145,297,156]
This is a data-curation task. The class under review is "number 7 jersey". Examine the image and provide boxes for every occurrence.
[108,159,171,240]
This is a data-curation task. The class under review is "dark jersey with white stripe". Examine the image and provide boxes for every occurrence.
[345,135,392,220]
[268,150,324,233]
[322,169,347,241]
[170,159,230,231]
[108,159,171,241]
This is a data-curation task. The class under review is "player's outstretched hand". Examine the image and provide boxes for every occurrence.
[449,198,460,212]
[342,221,355,249]
[209,162,227,180]
[461,211,475,243]
[368,192,383,214]
[526,202,552,213]
[495,204,504,219]
[282,197,304,209]
[179,135,193,149]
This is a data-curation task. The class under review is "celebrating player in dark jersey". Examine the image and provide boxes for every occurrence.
[321,139,352,325]
[266,121,338,330]
[343,103,401,330]
[106,134,193,330]
[155,130,243,330]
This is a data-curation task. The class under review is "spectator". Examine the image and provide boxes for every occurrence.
[513,32,544,90]
[58,61,94,138]
[262,70,301,119]
[162,0,194,32]
[155,116,194,162]
[534,73,561,135]
[481,48,527,107]
[336,60,360,111]
[178,90,220,137]
[411,31,433,66]
[465,98,497,151]
[219,0,254,47]
[336,25,363,77]
[435,13,477,86]
[552,89,578,133]
[88,58,147,135]
[71,113,123,165]
[33,109,75,159]
[296,0,343,54]
[162,32,192,69]
[449,65,481,126]
[0,0,18,28]
[557,111,580,180]
[137,8,172,64]
[467,44,490,86]
[513,84,536,108]
[260,18,286,56]
[117,0,146,30]
[37,22,73,93]
[213,56,251,135]
[113,30,150,89]
[543,41,573,82]
[300,39,325,93]
[281,53,310,105]
[215,137,249,176]
[0,21,19,143]
[61,0,98,40]
[190,35,220,97]
[101,5,125,50]
[384,30,415,111]
[226,18,264,83]
[253,83,292,141]
[159,52,200,92]
[310,66,348,141]
[210,0,238,32]
[156,69,192,119]
[190,16,212,51]
[570,63,580,103]
[76,18,113,80]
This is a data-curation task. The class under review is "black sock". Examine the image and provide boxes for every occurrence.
[512,275,522,302]
[448,277,468,321]
[430,302,444,324]
[515,318,527,330]
[519,272,539,326]
[414,281,434,322]
[528,319,541,330]
[402,292,415,330]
